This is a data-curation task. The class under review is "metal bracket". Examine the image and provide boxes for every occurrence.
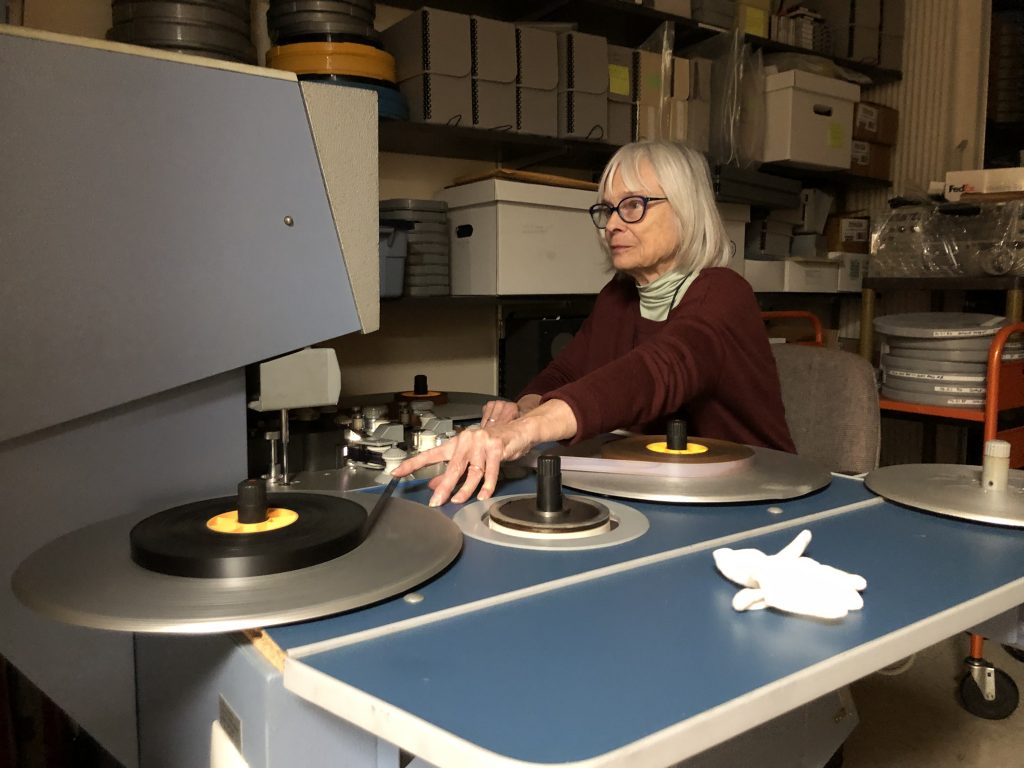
[968,661,998,701]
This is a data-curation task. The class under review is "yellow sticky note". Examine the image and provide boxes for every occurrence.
[742,7,767,37]
[608,64,631,97]
[828,123,845,149]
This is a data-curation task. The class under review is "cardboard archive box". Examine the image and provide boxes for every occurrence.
[471,16,516,130]
[669,56,711,150]
[437,179,608,296]
[825,215,871,253]
[800,0,881,59]
[381,8,472,126]
[762,69,860,169]
[557,31,608,140]
[515,25,558,136]
[833,24,880,63]
[849,140,892,181]
[606,44,634,145]
[691,0,736,28]
[853,102,898,144]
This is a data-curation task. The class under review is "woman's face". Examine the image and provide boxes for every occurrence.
[602,162,681,285]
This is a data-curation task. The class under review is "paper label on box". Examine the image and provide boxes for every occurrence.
[857,104,878,132]
[828,123,845,149]
[851,140,869,164]
[840,219,869,242]
[608,64,631,97]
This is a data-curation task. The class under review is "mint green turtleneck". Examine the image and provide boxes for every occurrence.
[637,269,701,321]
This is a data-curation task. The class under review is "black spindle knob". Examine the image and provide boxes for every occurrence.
[667,419,688,451]
[536,454,565,515]
[237,479,269,525]
[413,374,429,395]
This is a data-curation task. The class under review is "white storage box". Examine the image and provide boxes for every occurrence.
[746,218,794,260]
[796,188,834,233]
[784,259,839,292]
[835,251,868,292]
[945,167,1024,201]
[744,260,785,292]
[717,202,750,276]
[762,70,860,169]
[378,225,407,298]
[437,179,608,295]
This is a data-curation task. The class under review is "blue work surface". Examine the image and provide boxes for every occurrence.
[269,474,876,653]
[279,493,1024,767]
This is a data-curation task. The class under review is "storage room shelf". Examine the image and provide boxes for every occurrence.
[878,397,985,423]
[381,0,902,85]
[378,120,615,172]
[863,276,1024,292]
[758,163,893,189]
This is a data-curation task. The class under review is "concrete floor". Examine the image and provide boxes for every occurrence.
[845,636,1024,767]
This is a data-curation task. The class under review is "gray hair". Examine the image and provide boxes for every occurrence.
[596,141,732,274]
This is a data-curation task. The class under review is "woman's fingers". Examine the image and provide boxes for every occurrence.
[481,399,518,426]
[450,461,486,504]
[429,455,479,506]
[393,442,449,478]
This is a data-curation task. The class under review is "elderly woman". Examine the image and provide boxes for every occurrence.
[395,140,794,506]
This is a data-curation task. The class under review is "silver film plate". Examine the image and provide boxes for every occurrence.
[12,492,462,634]
[557,446,831,503]
[865,464,1024,527]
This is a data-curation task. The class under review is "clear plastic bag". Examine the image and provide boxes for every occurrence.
[870,200,1024,277]
[689,28,765,168]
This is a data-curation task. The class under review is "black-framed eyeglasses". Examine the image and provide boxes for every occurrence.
[588,195,668,229]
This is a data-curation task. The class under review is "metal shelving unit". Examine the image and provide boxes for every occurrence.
[377,1,903,196]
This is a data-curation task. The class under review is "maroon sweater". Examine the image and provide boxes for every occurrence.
[520,268,796,452]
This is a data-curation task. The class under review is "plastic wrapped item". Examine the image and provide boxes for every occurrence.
[869,200,1024,278]
[869,204,932,277]
[688,28,765,168]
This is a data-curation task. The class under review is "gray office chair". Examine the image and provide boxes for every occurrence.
[771,343,881,475]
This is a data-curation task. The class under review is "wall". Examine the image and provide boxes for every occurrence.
[331,152,500,396]
[846,0,990,216]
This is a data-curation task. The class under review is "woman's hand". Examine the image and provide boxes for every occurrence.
[479,394,542,426]
[479,399,520,426]
[392,398,578,507]
[393,423,536,506]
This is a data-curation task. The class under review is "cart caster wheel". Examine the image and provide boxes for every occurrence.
[1003,644,1024,664]
[959,668,1019,719]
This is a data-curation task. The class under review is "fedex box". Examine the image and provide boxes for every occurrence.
[762,70,860,169]
[438,179,608,295]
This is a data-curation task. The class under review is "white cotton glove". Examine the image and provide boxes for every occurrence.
[712,530,867,620]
